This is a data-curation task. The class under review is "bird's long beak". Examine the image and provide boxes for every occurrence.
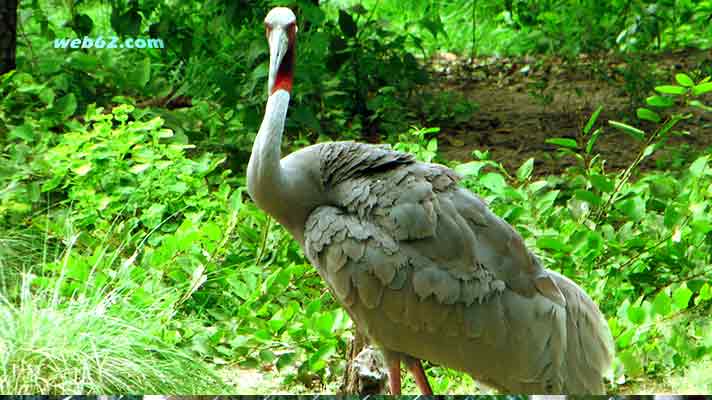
[267,27,289,95]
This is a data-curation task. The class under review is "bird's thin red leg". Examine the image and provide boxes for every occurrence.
[387,356,402,395]
[406,358,433,395]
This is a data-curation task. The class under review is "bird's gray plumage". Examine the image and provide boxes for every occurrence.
[247,7,614,394]
[299,142,613,393]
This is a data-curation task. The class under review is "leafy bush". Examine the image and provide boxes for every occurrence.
[0,70,354,389]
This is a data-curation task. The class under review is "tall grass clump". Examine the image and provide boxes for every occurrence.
[0,238,229,394]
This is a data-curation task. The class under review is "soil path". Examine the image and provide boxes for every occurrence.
[427,49,712,176]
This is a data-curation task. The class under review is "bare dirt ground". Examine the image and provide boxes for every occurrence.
[426,48,712,176]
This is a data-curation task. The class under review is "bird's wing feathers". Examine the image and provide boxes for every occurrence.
[319,141,415,188]
[304,205,507,329]
[303,143,609,392]
[303,196,568,392]
[313,142,564,304]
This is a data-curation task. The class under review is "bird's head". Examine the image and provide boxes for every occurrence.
[265,7,297,96]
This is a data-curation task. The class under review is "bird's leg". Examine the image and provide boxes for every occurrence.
[382,349,403,395]
[405,356,433,395]
[386,356,402,395]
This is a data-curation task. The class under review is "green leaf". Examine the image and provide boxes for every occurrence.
[41,175,64,192]
[659,114,684,137]
[689,155,708,178]
[419,16,446,38]
[619,349,643,377]
[129,163,151,174]
[229,189,244,212]
[574,189,602,205]
[167,182,188,194]
[655,85,687,95]
[350,4,368,14]
[73,163,92,176]
[696,283,712,305]
[536,236,571,252]
[617,328,635,348]
[129,57,151,88]
[536,190,560,212]
[672,286,693,309]
[642,144,655,158]
[528,180,548,193]
[300,2,325,25]
[39,86,55,105]
[338,10,357,38]
[636,107,661,123]
[8,124,35,141]
[454,161,486,177]
[689,100,712,112]
[590,174,614,192]
[69,52,99,73]
[691,82,712,96]
[227,276,250,300]
[646,95,674,108]
[627,305,645,325]
[585,128,602,154]
[652,292,672,316]
[111,8,142,36]
[545,137,578,149]
[675,73,694,87]
[516,158,534,182]
[276,352,297,370]
[262,268,287,295]
[608,120,645,141]
[308,342,336,372]
[268,308,289,333]
[664,205,681,228]
[615,196,646,221]
[142,203,166,228]
[306,299,322,316]
[314,311,337,336]
[583,106,603,134]
[480,172,507,194]
[71,13,94,37]
[253,329,271,343]
[203,222,222,242]
[52,93,78,119]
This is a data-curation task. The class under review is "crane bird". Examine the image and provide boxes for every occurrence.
[247,7,614,394]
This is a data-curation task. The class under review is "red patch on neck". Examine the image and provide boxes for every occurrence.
[273,71,293,93]
[271,23,296,95]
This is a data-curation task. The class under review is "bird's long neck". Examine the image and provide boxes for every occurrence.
[247,90,290,214]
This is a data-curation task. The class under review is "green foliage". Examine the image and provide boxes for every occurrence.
[0,73,350,389]
[393,126,441,163]
[16,0,438,150]
[495,72,712,383]
[341,0,712,56]
[311,4,430,138]
[4,0,712,393]
[0,261,228,393]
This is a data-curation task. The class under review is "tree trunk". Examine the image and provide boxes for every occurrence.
[340,330,388,394]
[0,0,18,75]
